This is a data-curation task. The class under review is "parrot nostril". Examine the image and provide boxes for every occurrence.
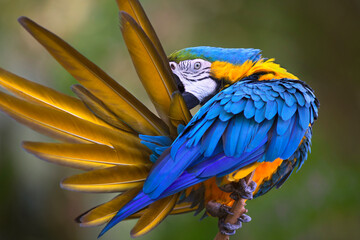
[170,63,176,70]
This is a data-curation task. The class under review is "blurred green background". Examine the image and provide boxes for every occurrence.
[0,0,359,239]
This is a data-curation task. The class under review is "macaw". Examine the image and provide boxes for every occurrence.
[0,0,319,238]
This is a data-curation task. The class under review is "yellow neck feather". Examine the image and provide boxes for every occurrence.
[210,59,298,84]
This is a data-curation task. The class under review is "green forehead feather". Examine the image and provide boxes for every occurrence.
[168,49,205,63]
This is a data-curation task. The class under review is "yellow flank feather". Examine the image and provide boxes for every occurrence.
[252,158,283,194]
[130,194,179,237]
[120,13,177,134]
[184,178,233,207]
[22,142,151,171]
[226,162,261,182]
[211,59,298,84]
[18,17,168,136]
[61,165,149,193]
[0,67,113,129]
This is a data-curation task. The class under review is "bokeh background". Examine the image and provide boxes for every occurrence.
[0,0,359,239]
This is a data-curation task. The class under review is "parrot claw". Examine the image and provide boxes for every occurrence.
[218,213,252,236]
[229,179,257,200]
[218,218,242,235]
[206,200,233,218]
[238,214,251,223]
[220,204,234,216]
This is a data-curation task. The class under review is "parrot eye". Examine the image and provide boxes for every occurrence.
[194,62,201,70]
[170,62,176,70]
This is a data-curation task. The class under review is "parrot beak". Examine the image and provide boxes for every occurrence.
[173,73,185,93]
[172,73,200,109]
[182,91,200,109]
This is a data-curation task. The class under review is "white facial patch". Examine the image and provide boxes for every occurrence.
[170,59,217,102]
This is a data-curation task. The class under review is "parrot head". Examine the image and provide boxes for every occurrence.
[168,46,262,109]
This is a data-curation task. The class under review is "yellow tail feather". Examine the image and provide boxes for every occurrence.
[0,67,112,129]
[71,84,136,133]
[61,165,149,193]
[120,12,177,133]
[0,92,142,147]
[77,187,142,227]
[169,92,192,129]
[77,194,195,228]
[23,142,151,171]
[18,16,168,136]
[130,193,179,237]
[116,0,171,81]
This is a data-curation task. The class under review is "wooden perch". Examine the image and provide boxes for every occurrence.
[214,171,255,240]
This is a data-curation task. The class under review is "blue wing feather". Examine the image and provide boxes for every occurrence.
[271,84,286,92]
[220,96,231,105]
[231,94,243,102]
[248,118,274,150]
[243,120,259,153]
[219,109,233,121]
[277,117,297,159]
[202,119,228,157]
[254,105,266,123]
[187,118,216,147]
[281,103,297,121]
[250,93,261,101]
[265,100,277,120]
[230,99,247,114]
[98,192,154,238]
[298,106,310,129]
[283,91,297,106]
[144,143,203,198]
[282,118,307,158]
[244,99,256,118]
[276,97,284,114]
[187,117,208,138]
[254,99,265,109]
[277,117,292,135]
[205,104,223,119]
[270,90,280,98]
[224,101,232,112]
[222,115,243,156]
[235,116,251,156]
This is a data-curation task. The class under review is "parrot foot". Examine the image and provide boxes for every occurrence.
[223,178,256,200]
[218,214,252,235]
[206,200,233,218]
[238,214,252,223]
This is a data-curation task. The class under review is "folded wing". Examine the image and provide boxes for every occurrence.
[143,78,319,199]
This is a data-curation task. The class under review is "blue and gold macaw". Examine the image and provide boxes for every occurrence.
[0,0,319,238]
